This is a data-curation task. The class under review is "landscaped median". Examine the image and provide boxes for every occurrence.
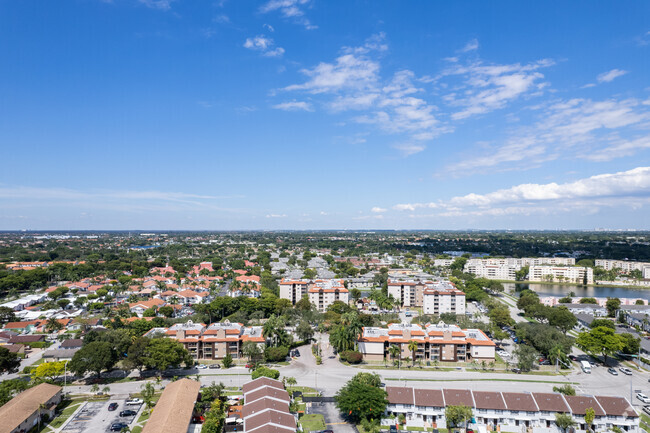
[299,413,327,432]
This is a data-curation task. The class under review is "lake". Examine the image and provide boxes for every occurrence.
[504,282,650,301]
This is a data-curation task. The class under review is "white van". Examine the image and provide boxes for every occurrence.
[580,360,591,373]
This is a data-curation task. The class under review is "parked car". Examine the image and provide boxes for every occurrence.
[389,426,398,433]
[125,398,143,405]
[637,393,650,404]
[512,368,522,374]
[108,402,118,411]
[620,367,633,376]
[196,364,208,369]
[643,406,650,416]
[209,364,220,369]
[120,410,137,417]
[110,422,129,431]
[607,367,618,376]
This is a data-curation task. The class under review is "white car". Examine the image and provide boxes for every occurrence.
[636,393,650,404]
[196,364,208,369]
[125,398,143,406]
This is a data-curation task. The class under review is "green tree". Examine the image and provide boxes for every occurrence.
[445,405,474,431]
[349,372,382,387]
[552,384,576,396]
[350,288,361,302]
[251,366,280,380]
[242,341,262,362]
[141,381,156,409]
[296,320,314,342]
[222,353,233,369]
[0,307,16,325]
[408,340,418,367]
[555,413,575,433]
[143,338,193,371]
[124,337,150,374]
[590,319,615,330]
[576,326,625,365]
[579,298,598,304]
[548,306,578,334]
[335,377,387,423]
[585,407,595,432]
[388,344,401,367]
[606,298,621,318]
[620,333,640,355]
[45,317,64,333]
[302,268,317,279]
[69,341,117,378]
[158,306,174,318]
[514,345,538,372]
[0,347,21,373]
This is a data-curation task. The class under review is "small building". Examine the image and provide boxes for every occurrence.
[141,378,201,433]
[0,383,62,433]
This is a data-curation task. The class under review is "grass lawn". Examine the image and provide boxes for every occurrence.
[48,400,83,429]
[131,427,143,433]
[299,414,326,432]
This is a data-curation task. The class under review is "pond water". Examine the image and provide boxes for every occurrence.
[504,282,650,301]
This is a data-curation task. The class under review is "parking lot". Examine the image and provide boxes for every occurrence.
[62,398,142,433]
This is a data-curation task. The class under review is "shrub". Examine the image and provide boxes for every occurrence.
[251,366,280,380]
[264,346,289,362]
[339,351,363,364]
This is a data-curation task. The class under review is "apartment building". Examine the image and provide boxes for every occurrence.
[144,320,265,360]
[422,283,466,315]
[528,266,594,284]
[279,279,310,304]
[463,257,576,281]
[384,387,638,433]
[595,259,650,273]
[387,280,422,307]
[308,279,349,312]
[358,322,495,363]
[0,383,63,433]
[141,378,201,433]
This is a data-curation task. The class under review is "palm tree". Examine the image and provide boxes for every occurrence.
[389,344,401,368]
[242,340,261,362]
[408,340,418,367]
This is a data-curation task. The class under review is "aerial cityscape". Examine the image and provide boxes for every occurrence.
[1,1,649,433]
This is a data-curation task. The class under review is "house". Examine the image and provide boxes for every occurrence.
[129,299,166,317]
[60,339,83,349]
[3,320,42,334]
[9,334,45,345]
[141,378,200,433]
[0,383,63,433]
[42,348,79,361]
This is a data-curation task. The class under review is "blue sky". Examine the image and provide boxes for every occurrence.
[1,0,649,230]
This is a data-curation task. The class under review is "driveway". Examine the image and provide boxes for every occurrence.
[309,402,356,433]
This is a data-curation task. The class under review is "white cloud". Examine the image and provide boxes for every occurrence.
[393,143,426,157]
[393,166,650,217]
[443,59,554,120]
[213,14,230,24]
[272,101,313,111]
[259,0,317,29]
[445,97,650,174]
[244,36,285,57]
[460,39,479,52]
[371,207,387,213]
[597,69,628,83]
[138,0,173,10]
[265,213,287,218]
[263,23,275,32]
[284,54,380,94]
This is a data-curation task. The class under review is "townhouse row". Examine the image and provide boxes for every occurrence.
[144,320,265,360]
[358,322,495,363]
[279,278,349,312]
[242,377,297,433]
[385,387,638,433]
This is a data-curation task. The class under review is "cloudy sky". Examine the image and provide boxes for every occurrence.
[1,1,649,230]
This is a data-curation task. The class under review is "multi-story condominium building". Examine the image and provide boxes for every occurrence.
[144,320,264,360]
[307,279,349,312]
[433,259,454,267]
[279,279,310,304]
[357,322,494,363]
[595,259,650,273]
[463,263,517,280]
[384,387,638,433]
[463,257,576,281]
[422,283,466,315]
[528,266,593,284]
[387,280,422,307]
